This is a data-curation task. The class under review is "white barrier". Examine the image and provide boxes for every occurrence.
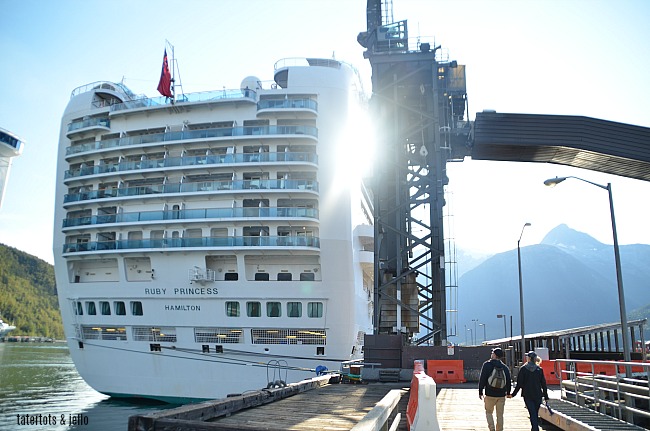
[406,360,441,431]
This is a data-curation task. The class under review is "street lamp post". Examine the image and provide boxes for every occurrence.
[467,328,473,346]
[544,176,631,364]
[518,222,531,363]
[472,319,478,346]
[479,323,486,343]
[497,314,507,338]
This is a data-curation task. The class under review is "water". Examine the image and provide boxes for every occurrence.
[0,343,174,430]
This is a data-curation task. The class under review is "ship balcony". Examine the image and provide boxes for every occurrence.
[62,235,321,255]
[63,151,318,181]
[62,206,319,229]
[65,125,318,158]
[256,98,318,118]
[66,117,110,138]
[357,250,374,276]
[63,179,319,205]
[354,224,374,249]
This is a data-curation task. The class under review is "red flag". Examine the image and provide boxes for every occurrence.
[157,49,173,98]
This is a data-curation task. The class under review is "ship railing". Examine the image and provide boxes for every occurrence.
[62,236,320,254]
[67,117,110,133]
[110,88,257,113]
[257,98,318,112]
[69,81,138,99]
[64,151,317,179]
[63,179,319,204]
[557,358,650,426]
[65,125,318,156]
[62,207,318,228]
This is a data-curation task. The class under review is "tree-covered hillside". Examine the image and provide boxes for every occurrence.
[0,243,63,339]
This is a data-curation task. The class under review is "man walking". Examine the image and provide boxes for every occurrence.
[510,351,549,431]
[479,347,511,431]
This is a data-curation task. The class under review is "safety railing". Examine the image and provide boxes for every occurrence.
[62,235,320,254]
[62,207,318,228]
[350,389,404,431]
[64,151,317,179]
[557,358,650,426]
[65,125,318,156]
[63,179,318,204]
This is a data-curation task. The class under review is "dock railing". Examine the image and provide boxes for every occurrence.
[556,358,650,426]
[350,389,405,431]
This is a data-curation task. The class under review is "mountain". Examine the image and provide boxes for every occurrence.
[456,224,650,344]
[0,243,63,339]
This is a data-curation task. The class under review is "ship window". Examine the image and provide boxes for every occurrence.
[251,328,325,345]
[194,327,243,344]
[317,347,325,355]
[74,301,83,315]
[247,301,261,317]
[277,272,292,281]
[224,272,239,281]
[100,301,111,315]
[300,272,315,281]
[114,301,126,316]
[86,301,96,315]
[254,272,270,281]
[81,325,126,341]
[226,301,240,317]
[131,301,143,316]
[266,302,281,317]
[287,302,302,317]
[308,302,323,318]
[133,326,177,342]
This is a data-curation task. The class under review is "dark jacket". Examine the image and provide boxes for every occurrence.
[479,358,511,397]
[512,362,549,404]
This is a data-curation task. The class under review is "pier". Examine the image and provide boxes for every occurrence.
[130,377,647,431]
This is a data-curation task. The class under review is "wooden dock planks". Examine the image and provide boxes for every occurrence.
[130,380,570,431]
[436,383,563,431]
[203,383,409,431]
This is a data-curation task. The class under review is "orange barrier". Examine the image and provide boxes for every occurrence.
[406,362,422,430]
[576,362,617,376]
[574,361,645,376]
[426,359,466,383]
[542,360,564,385]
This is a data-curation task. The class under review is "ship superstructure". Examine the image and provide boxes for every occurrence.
[0,127,24,209]
[53,57,373,402]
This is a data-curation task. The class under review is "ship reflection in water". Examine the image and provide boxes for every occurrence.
[0,343,174,431]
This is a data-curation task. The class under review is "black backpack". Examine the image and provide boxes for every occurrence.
[488,364,506,389]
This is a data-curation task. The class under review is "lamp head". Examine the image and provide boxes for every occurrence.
[544,177,567,187]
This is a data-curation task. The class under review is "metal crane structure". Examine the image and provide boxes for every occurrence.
[358,0,471,345]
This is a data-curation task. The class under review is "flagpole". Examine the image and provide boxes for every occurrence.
[165,39,176,102]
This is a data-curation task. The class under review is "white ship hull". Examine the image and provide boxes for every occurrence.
[53,57,374,401]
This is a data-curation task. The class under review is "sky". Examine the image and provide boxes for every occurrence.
[1,0,649,267]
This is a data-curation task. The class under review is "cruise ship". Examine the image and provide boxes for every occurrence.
[0,319,16,338]
[53,56,374,402]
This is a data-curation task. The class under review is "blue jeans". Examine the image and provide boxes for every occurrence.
[524,398,541,431]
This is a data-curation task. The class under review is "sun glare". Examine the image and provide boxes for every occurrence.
[333,100,375,190]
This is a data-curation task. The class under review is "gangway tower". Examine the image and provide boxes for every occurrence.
[358,0,470,345]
